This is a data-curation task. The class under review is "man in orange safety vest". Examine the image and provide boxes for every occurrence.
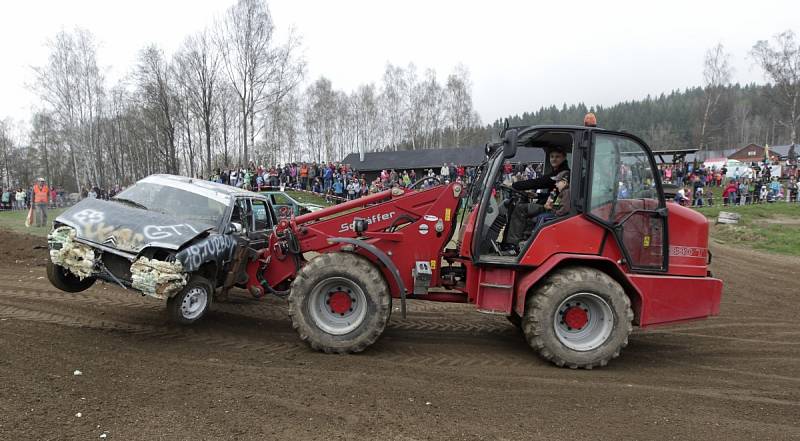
[32,178,50,227]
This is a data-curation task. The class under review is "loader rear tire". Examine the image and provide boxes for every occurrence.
[288,253,391,354]
[522,266,633,369]
[506,314,522,329]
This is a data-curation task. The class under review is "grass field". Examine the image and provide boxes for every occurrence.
[0,208,67,238]
[696,201,800,256]
[283,190,332,207]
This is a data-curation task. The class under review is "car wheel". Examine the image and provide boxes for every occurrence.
[46,260,96,293]
[167,275,213,325]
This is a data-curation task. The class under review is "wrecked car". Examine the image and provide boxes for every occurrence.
[47,174,276,324]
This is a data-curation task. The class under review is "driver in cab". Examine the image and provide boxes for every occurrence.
[505,147,570,247]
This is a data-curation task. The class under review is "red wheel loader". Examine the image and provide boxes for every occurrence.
[245,119,722,368]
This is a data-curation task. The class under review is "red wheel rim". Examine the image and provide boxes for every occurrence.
[563,306,589,330]
[328,291,353,315]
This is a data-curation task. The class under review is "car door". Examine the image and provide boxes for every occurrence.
[247,197,273,250]
[587,132,668,272]
[270,193,294,218]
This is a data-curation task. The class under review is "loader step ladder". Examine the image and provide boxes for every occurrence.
[476,267,515,314]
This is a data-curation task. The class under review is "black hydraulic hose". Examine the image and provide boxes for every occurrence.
[284,229,301,255]
[257,260,290,298]
[257,228,302,299]
[283,229,303,273]
[388,214,417,232]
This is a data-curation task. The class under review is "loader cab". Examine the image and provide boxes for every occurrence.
[468,128,578,262]
[468,123,668,271]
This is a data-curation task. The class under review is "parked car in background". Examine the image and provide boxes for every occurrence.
[263,191,325,218]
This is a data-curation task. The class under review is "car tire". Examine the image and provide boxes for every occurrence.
[46,260,96,293]
[167,275,213,325]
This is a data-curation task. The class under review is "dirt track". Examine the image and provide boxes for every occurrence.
[0,230,798,440]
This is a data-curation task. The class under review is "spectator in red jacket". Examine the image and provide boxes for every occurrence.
[722,180,738,206]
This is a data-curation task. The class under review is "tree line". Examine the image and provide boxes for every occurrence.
[0,0,798,192]
[485,35,800,159]
[0,0,482,192]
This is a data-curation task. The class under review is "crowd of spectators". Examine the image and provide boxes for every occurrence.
[0,182,128,211]
[663,161,800,206]
[0,184,71,211]
[207,161,479,203]
[3,157,797,214]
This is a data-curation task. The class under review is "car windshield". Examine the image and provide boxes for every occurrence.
[114,182,229,225]
[271,193,293,205]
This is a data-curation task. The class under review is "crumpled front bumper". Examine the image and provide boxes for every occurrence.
[48,226,188,299]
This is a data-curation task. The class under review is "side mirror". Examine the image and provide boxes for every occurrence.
[226,222,243,235]
[484,141,503,158]
[503,129,518,159]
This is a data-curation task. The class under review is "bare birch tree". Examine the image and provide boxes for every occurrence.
[176,29,220,176]
[217,0,303,165]
[0,119,13,187]
[751,30,800,145]
[136,45,179,173]
[445,64,477,148]
[698,43,732,150]
[381,63,407,150]
[30,112,57,184]
[33,29,103,191]
[420,69,444,149]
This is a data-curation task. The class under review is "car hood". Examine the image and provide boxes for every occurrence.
[301,203,324,212]
[55,198,215,254]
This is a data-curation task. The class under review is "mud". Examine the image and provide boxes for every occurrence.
[0,229,48,266]
[0,229,798,440]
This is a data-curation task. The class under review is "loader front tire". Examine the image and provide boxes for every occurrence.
[522,266,633,369]
[288,253,391,354]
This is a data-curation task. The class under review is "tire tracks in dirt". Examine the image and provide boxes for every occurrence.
[0,286,532,369]
[0,278,518,336]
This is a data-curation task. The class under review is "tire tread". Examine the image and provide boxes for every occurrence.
[288,253,391,354]
[521,266,633,369]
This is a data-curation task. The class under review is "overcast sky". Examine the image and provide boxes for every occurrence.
[1,0,798,130]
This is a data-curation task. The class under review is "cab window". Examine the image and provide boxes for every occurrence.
[232,198,251,231]
[590,134,660,222]
[589,133,665,270]
[251,199,271,231]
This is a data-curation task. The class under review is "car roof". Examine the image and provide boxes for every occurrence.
[141,174,265,203]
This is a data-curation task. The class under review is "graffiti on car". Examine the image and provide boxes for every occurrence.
[175,234,238,272]
[72,209,105,225]
[143,224,201,240]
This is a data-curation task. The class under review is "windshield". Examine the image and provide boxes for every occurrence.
[114,182,229,225]
[271,193,293,205]
[467,153,499,206]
